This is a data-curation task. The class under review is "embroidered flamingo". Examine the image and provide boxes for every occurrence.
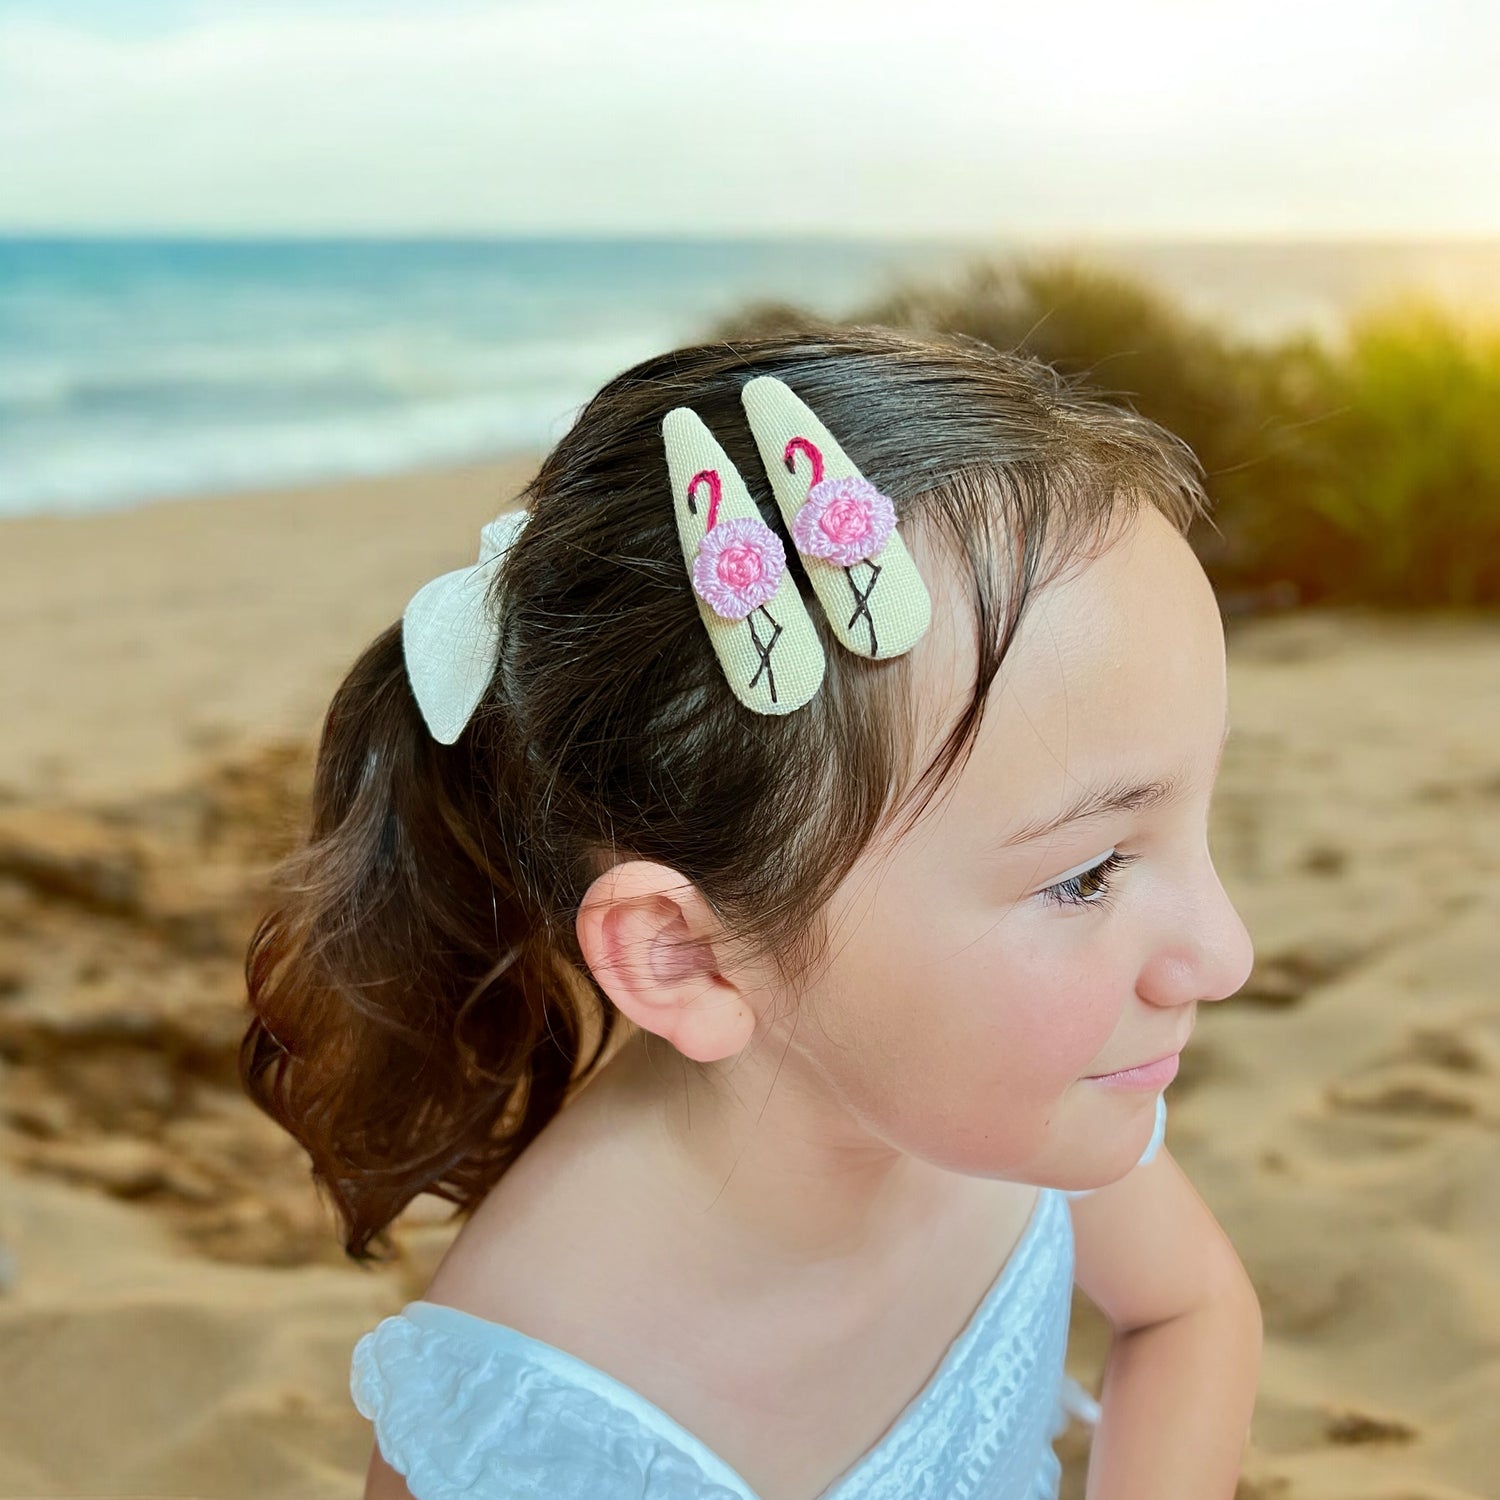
[687,469,785,702]
[784,436,894,656]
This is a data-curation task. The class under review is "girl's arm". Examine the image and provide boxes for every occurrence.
[1068,1145,1263,1500]
[364,1445,417,1500]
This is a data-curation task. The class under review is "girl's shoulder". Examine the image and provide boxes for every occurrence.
[353,1104,762,1492]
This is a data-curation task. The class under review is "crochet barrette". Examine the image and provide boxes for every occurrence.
[663,377,931,715]
[401,506,529,744]
[741,376,930,662]
[661,407,826,715]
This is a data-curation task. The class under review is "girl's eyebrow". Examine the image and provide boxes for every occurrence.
[996,718,1231,849]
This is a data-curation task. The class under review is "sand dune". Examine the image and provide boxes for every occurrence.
[1,466,1496,1499]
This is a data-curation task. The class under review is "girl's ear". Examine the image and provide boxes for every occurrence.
[575,860,758,1063]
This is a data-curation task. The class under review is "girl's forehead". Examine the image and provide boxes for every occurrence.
[914,508,1227,810]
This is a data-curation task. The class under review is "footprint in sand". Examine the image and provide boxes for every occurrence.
[1297,842,1348,876]
[1396,1026,1491,1076]
[1256,1258,1364,1339]
[1415,770,1500,804]
[1236,938,1374,1008]
[1322,1405,1420,1446]
[1324,1071,1479,1120]
[1324,1023,1495,1124]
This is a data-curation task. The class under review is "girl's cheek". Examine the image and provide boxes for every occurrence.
[1001,949,1125,1088]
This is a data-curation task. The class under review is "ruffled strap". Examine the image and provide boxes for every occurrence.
[351,1303,756,1500]
[1060,1092,1168,1201]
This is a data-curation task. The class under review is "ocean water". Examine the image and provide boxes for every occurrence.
[4,235,1497,519]
[0,236,979,518]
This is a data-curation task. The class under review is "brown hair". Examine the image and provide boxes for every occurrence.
[240,323,1211,1262]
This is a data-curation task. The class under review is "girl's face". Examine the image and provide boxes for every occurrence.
[788,504,1254,1191]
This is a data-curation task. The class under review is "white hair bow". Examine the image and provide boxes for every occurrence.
[400,507,531,744]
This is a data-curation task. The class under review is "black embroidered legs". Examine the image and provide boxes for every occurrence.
[845,561,881,657]
[748,606,783,702]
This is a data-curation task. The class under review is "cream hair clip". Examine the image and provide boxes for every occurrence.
[662,407,827,714]
[663,377,931,715]
[740,376,931,661]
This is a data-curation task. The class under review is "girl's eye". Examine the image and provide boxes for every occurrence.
[1037,850,1142,911]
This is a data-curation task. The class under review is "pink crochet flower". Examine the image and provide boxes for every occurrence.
[791,475,896,567]
[691,516,785,620]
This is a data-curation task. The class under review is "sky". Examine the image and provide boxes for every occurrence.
[1,0,1496,238]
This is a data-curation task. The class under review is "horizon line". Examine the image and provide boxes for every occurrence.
[4,228,1500,247]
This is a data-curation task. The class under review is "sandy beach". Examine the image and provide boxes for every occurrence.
[0,462,1496,1500]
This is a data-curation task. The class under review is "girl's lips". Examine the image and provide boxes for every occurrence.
[1084,1051,1181,1089]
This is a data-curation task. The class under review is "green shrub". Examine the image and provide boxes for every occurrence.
[1296,301,1500,606]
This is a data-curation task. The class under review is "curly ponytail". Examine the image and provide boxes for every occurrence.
[241,615,615,1263]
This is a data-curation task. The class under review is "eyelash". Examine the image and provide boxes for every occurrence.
[1037,850,1143,911]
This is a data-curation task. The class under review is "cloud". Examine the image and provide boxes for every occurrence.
[0,0,1495,234]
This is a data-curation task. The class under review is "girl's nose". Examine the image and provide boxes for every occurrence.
[1140,861,1256,1010]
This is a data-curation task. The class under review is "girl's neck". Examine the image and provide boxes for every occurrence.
[566,1027,996,1284]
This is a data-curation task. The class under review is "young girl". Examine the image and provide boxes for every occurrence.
[242,326,1263,1499]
